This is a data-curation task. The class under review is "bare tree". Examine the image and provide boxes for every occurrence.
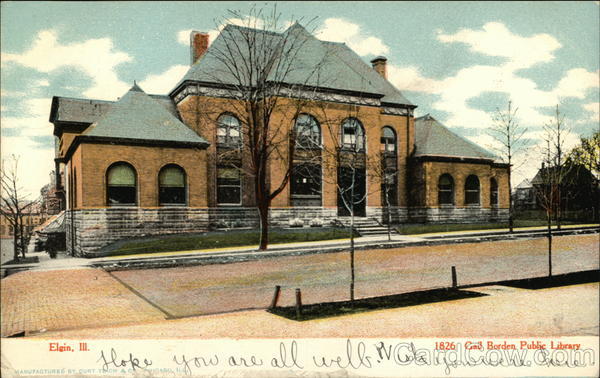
[1,155,39,261]
[544,105,571,230]
[312,103,371,302]
[187,6,325,250]
[534,105,572,276]
[370,147,399,241]
[488,100,527,232]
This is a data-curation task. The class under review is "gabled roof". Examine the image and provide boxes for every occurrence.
[414,114,497,161]
[515,179,532,189]
[530,164,595,186]
[83,84,207,145]
[174,23,413,107]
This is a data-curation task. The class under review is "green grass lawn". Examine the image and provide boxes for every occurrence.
[395,219,593,235]
[105,227,353,256]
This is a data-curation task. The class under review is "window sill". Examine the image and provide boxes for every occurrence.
[159,203,187,207]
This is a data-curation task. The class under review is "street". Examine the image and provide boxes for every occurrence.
[1,233,597,337]
[110,233,599,318]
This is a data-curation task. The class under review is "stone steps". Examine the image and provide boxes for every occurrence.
[337,217,397,236]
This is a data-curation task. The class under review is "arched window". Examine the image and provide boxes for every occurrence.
[341,118,365,151]
[490,178,499,207]
[381,126,396,153]
[217,114,241,147]
[159,165,186,205]
[106,162,136,206]
[465,175,480,205]
[295,114,320,149]
[438,174,454,205]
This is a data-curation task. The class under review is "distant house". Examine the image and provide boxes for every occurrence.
[529,164,599,220]
[48,23,509,256]
[513,179,536,210]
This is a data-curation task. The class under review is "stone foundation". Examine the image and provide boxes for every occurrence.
[66,206,341,256]
[65,205,510,256]
[366,206,409,224]
[408,206,509,223]
[64,208,210,256]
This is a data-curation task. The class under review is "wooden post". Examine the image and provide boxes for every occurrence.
[295,288,302,319]
[269,285,281,309]
[451,266,457,288]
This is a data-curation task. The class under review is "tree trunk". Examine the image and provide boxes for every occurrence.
[258,201,269,250]
[12,227,19,261]
[385,189,392,242]
[556,184,562,231]
[350,209,355,303]
[348,163,356,303]
[20,221,26,259]
[508,167,514,233]
[547,212,552,277]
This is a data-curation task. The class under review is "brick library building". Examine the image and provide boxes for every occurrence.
[49,23,509,256]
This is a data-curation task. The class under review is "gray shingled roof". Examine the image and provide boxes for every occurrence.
[83,84,207,144]
[176,23,413,107]
[51,94,179,124]
[414,114,497,160]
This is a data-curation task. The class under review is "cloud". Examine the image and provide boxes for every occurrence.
[2,97,53,137]
[1,88,25,98]
[552,68,599,100]
[139,65,188,94]
[0,136,54,199]
[177,15,274,48]
[387,66,442,94]
[1,96,55,198]
[2,29,132,100]
[316,18,389,56]
[34,79,50,87]
[437,22,561,69]
[582,102,599,123]
[391,22,598,134]
[177,29,193,45]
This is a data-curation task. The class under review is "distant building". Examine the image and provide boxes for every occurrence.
[529,164,599,219]
[48,23,510,256]
[513,179,536,210]
[0,203,46,240]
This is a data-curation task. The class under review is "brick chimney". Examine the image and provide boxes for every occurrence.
[190,31,209,65]
[370,56,387,79]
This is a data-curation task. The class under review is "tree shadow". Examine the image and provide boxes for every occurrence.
[268,288,487,321]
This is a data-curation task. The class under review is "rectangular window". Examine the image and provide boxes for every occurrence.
[465,190,480,205]
[291,164,321,196]
[217,166,241,204]
[159,187,186,204]
[107,186,136,205]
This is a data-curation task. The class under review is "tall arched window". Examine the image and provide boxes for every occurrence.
[217,114,241,147]
[159,165,186,205]
[438,174,454,205]
[490,178,499,207]
[295,114,321,149]
[381,126,396,153]
[341,118,365,151]
[106,162,136,206]
[465,175,480,205]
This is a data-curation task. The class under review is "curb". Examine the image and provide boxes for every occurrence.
[92,227,599,271]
